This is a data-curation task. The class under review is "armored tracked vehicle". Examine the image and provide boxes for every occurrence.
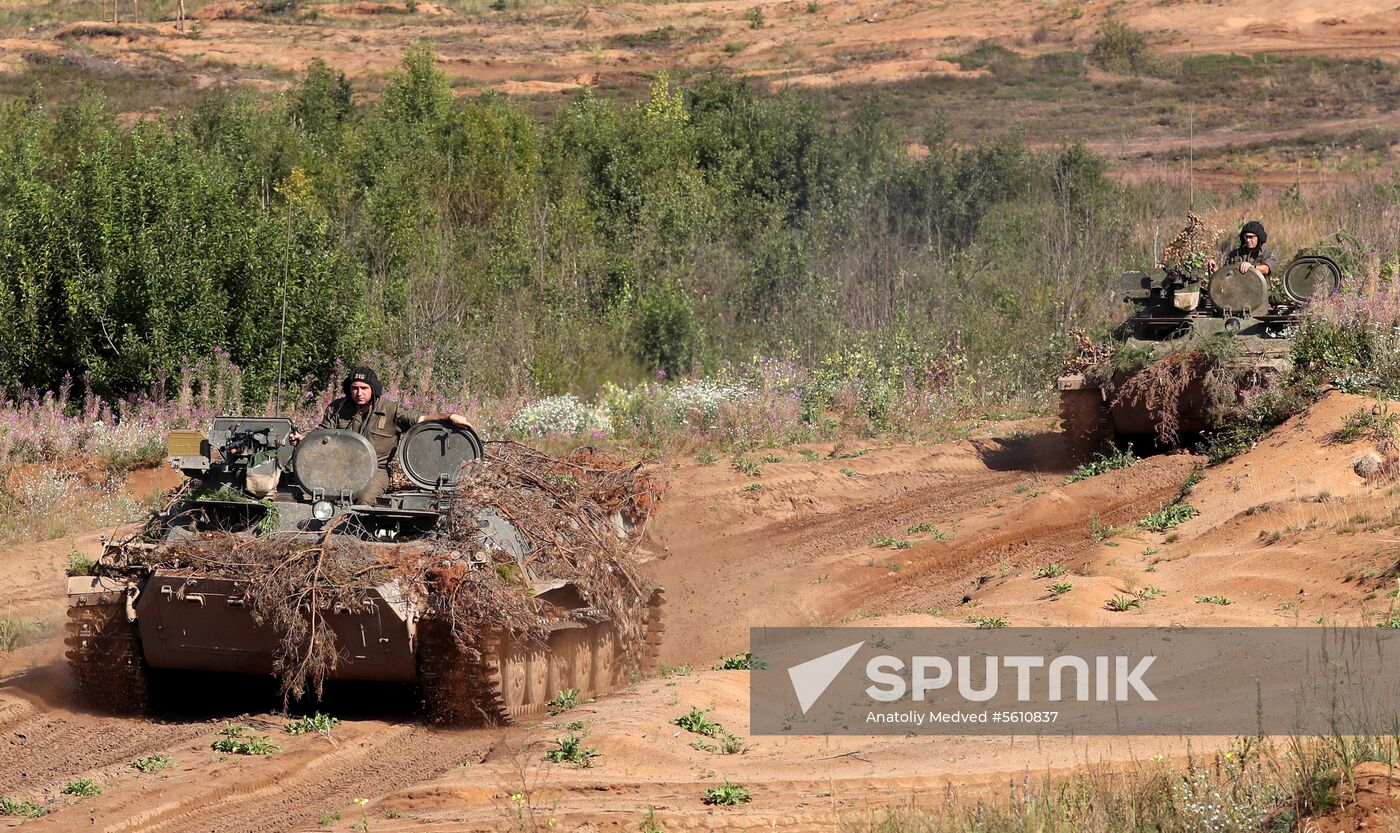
[65,417,665,723]
[1058,254,1342,462]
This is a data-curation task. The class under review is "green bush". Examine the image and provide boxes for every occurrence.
[1090,19,1149,73]
[633,283,699,377]
[0,47,1159,419]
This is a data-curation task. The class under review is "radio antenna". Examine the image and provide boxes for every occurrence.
[276,204,290,416]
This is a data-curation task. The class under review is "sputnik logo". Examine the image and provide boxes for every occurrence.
[787,641,864,714]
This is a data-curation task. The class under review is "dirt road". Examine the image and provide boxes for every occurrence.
[0,393,1395,830]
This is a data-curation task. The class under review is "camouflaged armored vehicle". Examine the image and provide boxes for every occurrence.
[1058,253,1342,462]
[65,417,664,723]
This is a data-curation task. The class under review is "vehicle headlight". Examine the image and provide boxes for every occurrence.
[312,500,335,522]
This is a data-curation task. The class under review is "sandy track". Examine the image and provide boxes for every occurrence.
[0,396,1395,829]
[647,438,1045,663]
[79,726,487,833]
[0,690,211,798]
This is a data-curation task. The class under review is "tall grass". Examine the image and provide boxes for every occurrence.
[842,735,1400,833]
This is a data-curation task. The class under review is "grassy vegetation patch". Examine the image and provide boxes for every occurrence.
[211,723,281,755]
[702,781,750,806]
[543,732,599,767]
[1138,504,1199,532]
[285,712,340,736]
[0,796,45,818]
[1063,445,1140,484]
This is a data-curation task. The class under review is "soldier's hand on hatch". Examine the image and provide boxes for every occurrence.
[1238,261,1252,273]
[1206,258,1217,272]
[287,430,304,444]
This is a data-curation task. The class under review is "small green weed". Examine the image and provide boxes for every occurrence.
[839,467,857,477]
[758,454,786,463]
[906,521,952,542]
[968,615,1008,629]
[211,722,280,755]
[639,808,665,832]
[61,778,100,797]
[318,811,342,827]
[544,732,600,767]
[1063,446,1139,483]
[702,781,751,805]
[660,663,691,678]
[692,731,747,754]
[131,753,174,773]
[0,614,41,652]
[1105,595,1141,612]
[1034,563,1066,579]
[731,457,762,477]
[0,796,45,817]
[65,551,99,577]
[1136,586,1165,599]
[871,534,911,549]
[742,483,763,492]
[1334,404,1399,444]
[713,652,766,670]
[546,688,582,715]
[1138,504,1199,532]
[1089,513,1124,542]
[285,712,340,736]
[798,449,821,462]
[1048,581,1073,596]
[1196,595,1233,606]
[673,707,725,737]
[695,452,718,466]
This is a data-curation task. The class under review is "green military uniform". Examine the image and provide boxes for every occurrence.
[1219,221,1277,279]
[1221,243,1277,276]
[317,395,420,504]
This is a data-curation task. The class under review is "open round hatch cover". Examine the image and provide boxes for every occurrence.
[1282,255,1341,304]
[293,429,377,498]
[398,422,483,490]
[1209,267,1269,314]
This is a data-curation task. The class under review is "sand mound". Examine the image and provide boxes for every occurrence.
[1180,391,1396,536]
[190,1,258,19]
[318,1,453,17]
[52,21,158,41]
[774,59,986,89]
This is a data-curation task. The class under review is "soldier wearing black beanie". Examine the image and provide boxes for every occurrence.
[1208,220,1277,277]
[290,366,473,504]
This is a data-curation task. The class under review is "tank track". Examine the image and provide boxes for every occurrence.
[420,588,665,725]
[64,601,151,716]
[1060,388,1114,465]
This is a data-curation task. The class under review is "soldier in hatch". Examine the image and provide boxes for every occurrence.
[292,366,472,504]
[1206,220,1277,278]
